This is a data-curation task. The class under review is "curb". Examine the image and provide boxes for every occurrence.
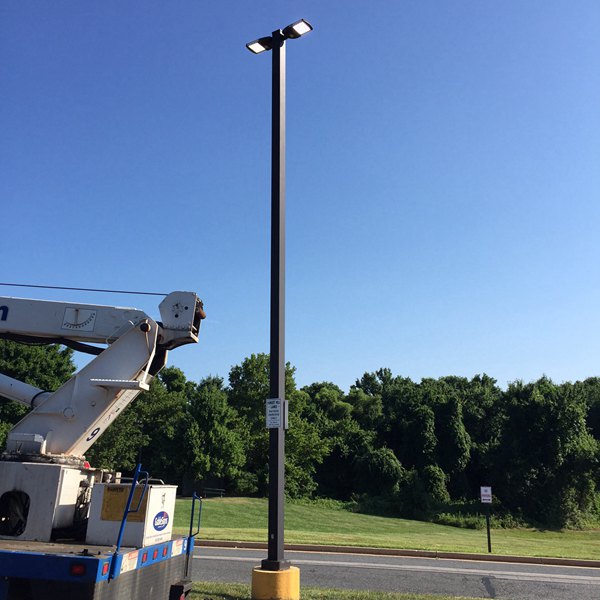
[197,540,600,569]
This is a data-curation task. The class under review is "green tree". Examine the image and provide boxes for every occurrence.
[228,354,297,423]
[187,375,245,483]
[354,446,404,495]
[419,378,471,476]
[579,377,600,440]
[299,382,369,499]
[228,353,326,497]
[442,375,502,448]
[440,375,503,499]
[314,419,375,500]
[382,378,437,470]
[302,382,352,421]
[346,387,383,431]
[493,377,599,527]
[228,354,290,494]
[285,405,332,497]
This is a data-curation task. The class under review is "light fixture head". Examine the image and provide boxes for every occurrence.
[282,19,313,40]
[246,36,273,54]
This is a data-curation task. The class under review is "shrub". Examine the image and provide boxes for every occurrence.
[422,465,450,503]
[432,512,485,529]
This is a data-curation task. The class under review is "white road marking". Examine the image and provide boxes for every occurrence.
[194,554,600,586]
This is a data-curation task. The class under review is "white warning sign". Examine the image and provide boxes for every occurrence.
[266,398,282,429]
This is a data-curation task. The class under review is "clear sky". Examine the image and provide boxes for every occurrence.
[1,1,599,392]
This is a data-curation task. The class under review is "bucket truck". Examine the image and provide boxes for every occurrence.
[0,291,205,600]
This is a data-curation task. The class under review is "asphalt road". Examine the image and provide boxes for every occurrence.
[192,546,600,600]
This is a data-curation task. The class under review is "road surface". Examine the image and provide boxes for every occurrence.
[193,546,600,599]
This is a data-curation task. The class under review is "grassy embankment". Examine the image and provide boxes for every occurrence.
[191,581,484,600]
[174,497,600,560]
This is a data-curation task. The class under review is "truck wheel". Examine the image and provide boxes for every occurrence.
[169,579,192,600]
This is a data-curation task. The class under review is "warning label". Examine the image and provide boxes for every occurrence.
[101,486,148,522]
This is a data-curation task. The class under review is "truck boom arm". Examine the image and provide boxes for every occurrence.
[0,291,204,350]
[0,291,204,463]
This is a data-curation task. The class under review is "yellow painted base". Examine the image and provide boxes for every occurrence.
[251,566,300,600]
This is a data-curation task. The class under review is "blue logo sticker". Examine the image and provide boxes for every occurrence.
[153,511,169,531]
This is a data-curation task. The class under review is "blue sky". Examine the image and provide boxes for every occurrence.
[1,1,599,391]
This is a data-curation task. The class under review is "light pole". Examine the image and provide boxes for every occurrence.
[246,17,313,590]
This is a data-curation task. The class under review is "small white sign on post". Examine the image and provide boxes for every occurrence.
[266,398,282,429]
[480,486,492,504]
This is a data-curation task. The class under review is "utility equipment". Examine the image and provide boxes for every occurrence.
[0,291,205,600]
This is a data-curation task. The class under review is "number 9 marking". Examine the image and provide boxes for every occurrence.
[86,427,101,442]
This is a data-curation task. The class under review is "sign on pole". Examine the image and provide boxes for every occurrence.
[480,486,492,504]
[266,398,282,429]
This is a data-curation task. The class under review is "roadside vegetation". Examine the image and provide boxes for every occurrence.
[2,342,600,537]
[190,582,484,600]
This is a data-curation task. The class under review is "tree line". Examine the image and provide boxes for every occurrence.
[1,340,599,528]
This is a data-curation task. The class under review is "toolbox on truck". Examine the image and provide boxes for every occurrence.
[86,483,177,547]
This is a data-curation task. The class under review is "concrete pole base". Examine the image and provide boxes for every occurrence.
[251,566,300,600]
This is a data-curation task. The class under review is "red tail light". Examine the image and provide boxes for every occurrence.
[70,563,86,576]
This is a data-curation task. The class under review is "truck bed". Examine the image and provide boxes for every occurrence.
[0,539,118,555]
[0,535,193,600]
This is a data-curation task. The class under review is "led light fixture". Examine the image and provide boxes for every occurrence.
[282,19,313,39]
[246,19,313,54]
[246,36,273,54]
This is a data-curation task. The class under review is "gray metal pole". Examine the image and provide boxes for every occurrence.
[261,29,289,572]
[486,504,492,553]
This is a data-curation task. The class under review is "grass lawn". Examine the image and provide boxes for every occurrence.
[191,581,484,600]
[174,497,600,561]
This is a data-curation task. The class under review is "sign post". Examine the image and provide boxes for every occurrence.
[266,398,288,430]
[480,486,492,553]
